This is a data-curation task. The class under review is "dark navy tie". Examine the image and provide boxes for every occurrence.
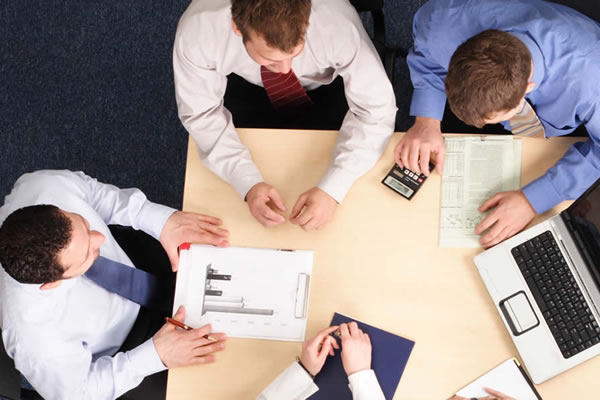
[85,256,159,307]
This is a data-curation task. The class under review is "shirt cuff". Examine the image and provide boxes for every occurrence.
[127,338,167,378]
[231,172,264,200]
[409,88,447,121]
[137,201,178,240]
[348,369,385,400]
[522,174,564,214]
[260,362,318,399]
[318,167,356,203]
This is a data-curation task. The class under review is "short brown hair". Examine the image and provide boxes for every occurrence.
[231,0,311,53]
[0,205,71,283]
[445,30,532,127]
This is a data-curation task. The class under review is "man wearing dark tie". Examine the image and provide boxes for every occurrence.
[394,0,600,248]
[173,0,397,231]
[0,170,229,399]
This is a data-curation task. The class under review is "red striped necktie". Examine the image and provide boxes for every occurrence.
[260,65,313,112]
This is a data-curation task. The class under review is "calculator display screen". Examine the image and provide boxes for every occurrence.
[384,176,414,197]
[566,179,600,277]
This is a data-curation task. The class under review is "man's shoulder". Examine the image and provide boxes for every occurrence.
[177,0,231,40]
[310,0,358,32]
[175,0,233,62]
[0,170,86,224]
[1,278,63,357]
[307,0,365,59]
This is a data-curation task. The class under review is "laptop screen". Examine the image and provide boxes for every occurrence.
[566,178,600,281]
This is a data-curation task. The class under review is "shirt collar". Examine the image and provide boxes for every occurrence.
[508,32,545,88]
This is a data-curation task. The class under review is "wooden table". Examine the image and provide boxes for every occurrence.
[167,130,599,399]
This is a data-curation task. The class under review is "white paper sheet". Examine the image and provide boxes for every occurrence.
[440,137,522,248]
[173,245,313,342]
[456,359,539,400]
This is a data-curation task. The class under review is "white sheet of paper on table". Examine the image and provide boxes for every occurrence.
[456,358,539,400]
[440,137,522,248]
[173,245,313,342]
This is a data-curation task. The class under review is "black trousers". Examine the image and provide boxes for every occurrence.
[109,225,176,400]
[223,73,349,130]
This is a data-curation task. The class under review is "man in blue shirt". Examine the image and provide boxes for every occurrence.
[395,0,600,248]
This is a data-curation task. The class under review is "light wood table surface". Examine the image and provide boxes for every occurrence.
[167,129,598,399]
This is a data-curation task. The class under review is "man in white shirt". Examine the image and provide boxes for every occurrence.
[0,170,230,400]
[173,0,397,231]
[259,322,385,400]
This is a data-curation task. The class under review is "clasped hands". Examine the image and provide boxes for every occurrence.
[246,182,338,231]
[299,322,373,378]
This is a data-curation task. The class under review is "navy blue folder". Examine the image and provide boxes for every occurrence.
[310,313,415,399]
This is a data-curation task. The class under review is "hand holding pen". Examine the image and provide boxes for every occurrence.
[152,305,228,369]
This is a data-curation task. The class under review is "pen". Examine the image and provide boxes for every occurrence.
[164,317,217,342]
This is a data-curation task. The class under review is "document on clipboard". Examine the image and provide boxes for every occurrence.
[173,244,313,342]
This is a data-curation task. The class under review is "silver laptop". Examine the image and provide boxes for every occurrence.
[474,178,600,384]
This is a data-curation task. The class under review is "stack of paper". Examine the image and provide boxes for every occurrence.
[440,136,522,248]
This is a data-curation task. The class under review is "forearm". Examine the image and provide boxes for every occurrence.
[319,112,394,202]
[522,139,600,213]
[17,338,165,400]
[257,362,318,400]
[76,171,176,240]
[173,38,263,199]
[348,369,385,400]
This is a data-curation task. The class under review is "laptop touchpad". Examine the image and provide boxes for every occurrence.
[499,291,540,336]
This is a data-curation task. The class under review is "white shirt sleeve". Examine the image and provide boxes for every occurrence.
[257,362,385,400]
[173,29,264,199]
[257,362,319,400]
[316,9,397,203]
[348,369,386,400]
[74,171,176,240]
[11,333,165,400]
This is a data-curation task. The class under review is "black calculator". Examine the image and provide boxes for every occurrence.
[381,163,434,200]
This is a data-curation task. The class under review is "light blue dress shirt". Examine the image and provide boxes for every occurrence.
[408,0,600,213]
[0,170,176,400]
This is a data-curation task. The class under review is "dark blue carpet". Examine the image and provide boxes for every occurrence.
[0,0,426,209]
[1,0,191,208]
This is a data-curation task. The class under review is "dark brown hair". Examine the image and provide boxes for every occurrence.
[0,205,72,283]
[231,0,311,53]
[445,30,532,127]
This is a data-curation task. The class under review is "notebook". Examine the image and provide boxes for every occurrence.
[310,313,415,399]
[456,358,542,400]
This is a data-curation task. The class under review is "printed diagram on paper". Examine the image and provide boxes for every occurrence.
[173,245,313,342]
[440,137,522,248]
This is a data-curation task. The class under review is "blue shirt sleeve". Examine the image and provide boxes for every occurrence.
[407,5,449,120]
[523,101,600,213]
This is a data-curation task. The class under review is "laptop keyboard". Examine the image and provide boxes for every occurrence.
[511,231,600,359]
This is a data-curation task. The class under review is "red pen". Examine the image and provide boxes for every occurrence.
[164,317,217,342]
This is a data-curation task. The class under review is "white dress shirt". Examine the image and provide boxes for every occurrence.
[173,0,397,203]
[0,170,176,400]
[258,362,385,400]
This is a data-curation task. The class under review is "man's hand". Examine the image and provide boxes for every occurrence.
[394,116,445,176]
[299,326,340,376]
[246,182,286,227]
[447,387,515,400]
[153,306,227,369]
[160,211,229,271]
[290,187,338,231]
[339,322,372,376]
[475,191,536,248]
